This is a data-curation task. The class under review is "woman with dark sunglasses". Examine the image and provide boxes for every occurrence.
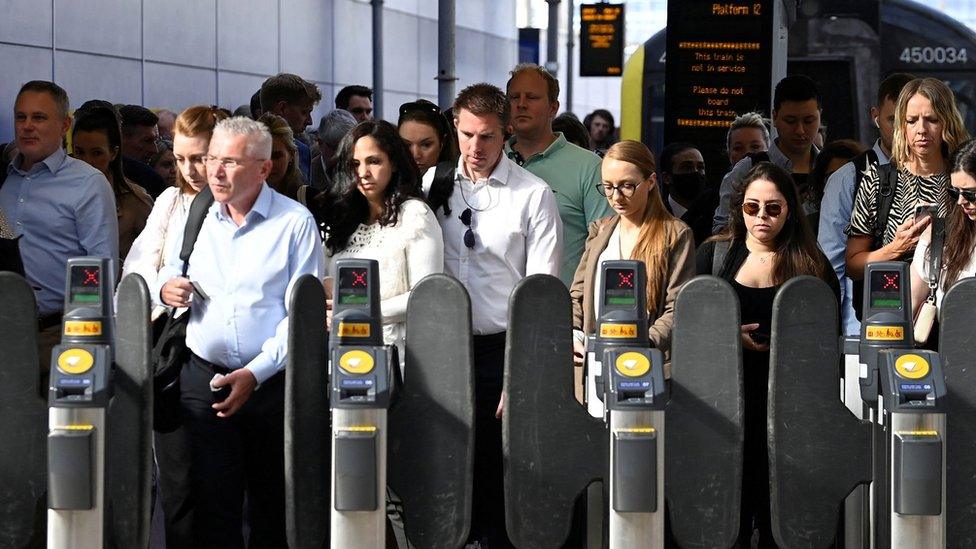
[696,161,836,548]
[397,99,458,175]
[569,140,696,407]
[324,120,444,361]
[911,139,976,314]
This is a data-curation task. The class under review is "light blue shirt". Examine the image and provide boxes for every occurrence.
[818,140,889,335]
[712,140,820,233]
[154,183,325,383]
[0,148,118,314]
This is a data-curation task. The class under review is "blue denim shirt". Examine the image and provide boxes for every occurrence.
[817,140,889,335]
[0,148,119,314]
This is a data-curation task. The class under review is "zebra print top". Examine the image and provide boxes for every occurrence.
[846,162,949,253]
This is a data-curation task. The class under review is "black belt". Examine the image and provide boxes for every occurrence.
[190,353,233,375]
[38,312,63,331]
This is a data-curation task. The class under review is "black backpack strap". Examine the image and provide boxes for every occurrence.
[873,164,899,245]
[852,148,880,196]
[929,216,946,293]
[179,186,214,277]
[712,240,731,277]
[426,160,457,217]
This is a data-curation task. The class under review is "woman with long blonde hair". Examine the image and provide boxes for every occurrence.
[847,77,970,283]
[570,140,696,404]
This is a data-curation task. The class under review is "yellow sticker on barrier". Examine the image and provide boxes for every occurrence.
[615,352,651,378]
[895,353,930,380]
[337,322,371,338]
[599,323,638,339]
[339,350,375,374]
[865,325,904,341]
[64,321,102,336]
[57,348,95,375]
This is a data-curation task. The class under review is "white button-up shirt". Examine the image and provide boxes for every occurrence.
[423,154,562,334]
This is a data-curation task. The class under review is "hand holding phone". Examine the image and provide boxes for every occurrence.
[914,203,938,224]
[190,281,209,302]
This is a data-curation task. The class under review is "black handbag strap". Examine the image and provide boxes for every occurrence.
[874,163,899,246]
[928,216,946,295]
[179,185,215,277]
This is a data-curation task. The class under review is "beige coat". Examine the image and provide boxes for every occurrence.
[569,214,696,385]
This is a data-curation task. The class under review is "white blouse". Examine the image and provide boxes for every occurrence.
[122,186,195,308]
[326,198,444,359]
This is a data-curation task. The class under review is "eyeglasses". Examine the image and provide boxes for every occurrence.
[948,186,976,204]
[204,155,261,170]
[459,208,476,249]
[742,201,784,218]
[596,182,641,198]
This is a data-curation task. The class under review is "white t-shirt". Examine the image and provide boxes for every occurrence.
[912,233,976,307]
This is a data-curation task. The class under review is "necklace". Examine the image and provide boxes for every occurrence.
[750,251,776,264]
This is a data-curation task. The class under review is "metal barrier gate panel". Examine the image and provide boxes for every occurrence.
[939,277,976,548]
[389,273,475,549]
[107,273,153,547]
[504,274,607,549]
[0,272,46,547]
[284,274,330,548]
[667,275,744,549]
[768,276,872,548]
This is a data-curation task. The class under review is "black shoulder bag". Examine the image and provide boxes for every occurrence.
[151,186,214,432]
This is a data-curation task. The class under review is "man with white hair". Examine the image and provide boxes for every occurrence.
[156,116,325,546]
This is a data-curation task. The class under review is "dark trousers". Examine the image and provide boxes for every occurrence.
[468,332,514,548]
[155,427,195,548]
[179,354,286,548]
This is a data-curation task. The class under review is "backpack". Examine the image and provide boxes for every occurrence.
[425,160,457,216]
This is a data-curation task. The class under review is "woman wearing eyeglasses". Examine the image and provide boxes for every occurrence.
[325,120,444,361]
[911,139,976,313]
[569,140,696,401]
[696,161,836,548]
[397,99,458,175]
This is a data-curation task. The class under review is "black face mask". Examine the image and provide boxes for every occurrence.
[670,172,706,201]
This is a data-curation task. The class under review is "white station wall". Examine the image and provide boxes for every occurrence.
[0,0,517,143]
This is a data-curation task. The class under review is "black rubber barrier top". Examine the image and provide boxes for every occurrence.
[768,276,871,548]
[109,273,153,547]
[504,274,607,549]
[667,275,744,549]
[0,272,46,547]
[284,274,330,548]
[939,277,976,548]
[389,273,476,549]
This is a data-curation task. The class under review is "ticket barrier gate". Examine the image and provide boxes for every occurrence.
[769,264,956,547]
[284,262,475,549]
[0,259,152,547]
[503,268,744,548]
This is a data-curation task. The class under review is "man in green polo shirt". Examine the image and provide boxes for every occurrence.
[504,63,612,286]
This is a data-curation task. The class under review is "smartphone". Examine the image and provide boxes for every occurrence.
[210,373,231,403]
[190,281,209,301]
[750,331,770,345]
[914,203,939,223]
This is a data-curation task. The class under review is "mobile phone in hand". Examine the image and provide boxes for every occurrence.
[914,203,938,223]
[750,331,770,345]
[190,281,209,301]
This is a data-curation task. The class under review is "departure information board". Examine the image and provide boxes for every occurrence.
[580,3,625,76]
[665,1,775,147]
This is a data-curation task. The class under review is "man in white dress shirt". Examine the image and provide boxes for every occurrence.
[423,82,562,548]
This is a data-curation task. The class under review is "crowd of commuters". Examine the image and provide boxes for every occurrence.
[3,60,976,548]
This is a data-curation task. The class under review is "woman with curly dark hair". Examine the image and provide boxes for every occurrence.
[325,120,444,360]
[696,161,837,548]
